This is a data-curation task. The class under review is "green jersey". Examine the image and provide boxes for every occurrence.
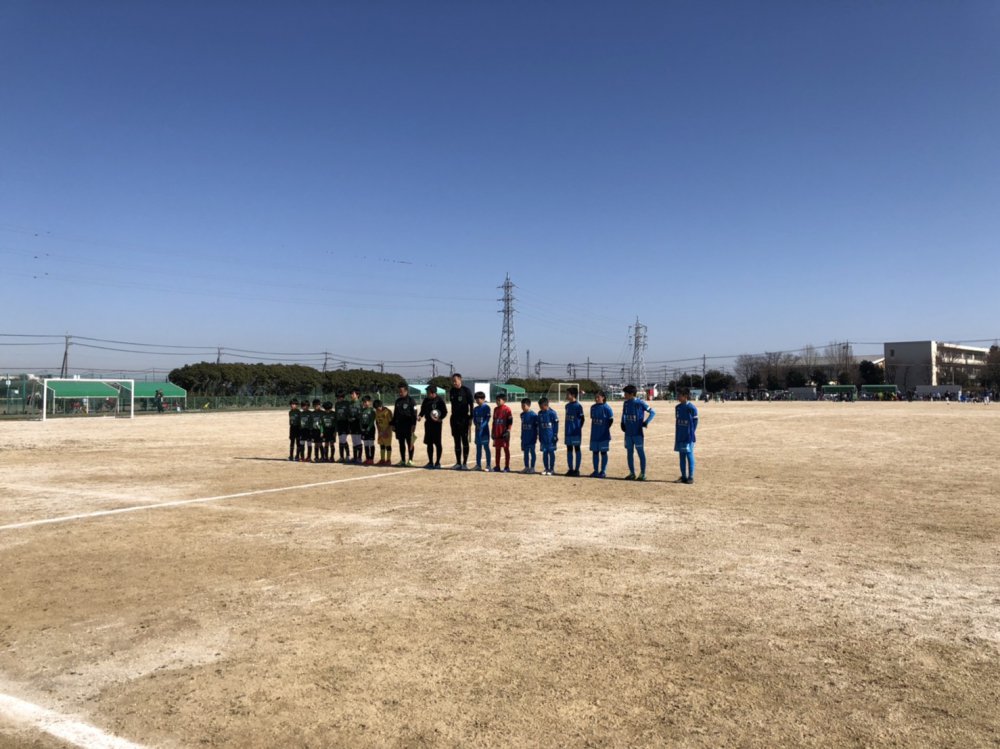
[347,399,362,434]
[334,399,350,430]
[320,410,336,437]
[359,406,376,439]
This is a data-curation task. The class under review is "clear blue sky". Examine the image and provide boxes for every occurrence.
[2,1,998,378]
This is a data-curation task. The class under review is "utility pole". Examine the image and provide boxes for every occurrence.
[526,349,531,378]
[216,346,222,365]
[586,357,591,381]
[496,274,520,382]
[431,359,438,378]
[378,362,384,374]
[629,317,647,389]
[703,355,707,389]
[59,335,70,378]
[322,352,329,372]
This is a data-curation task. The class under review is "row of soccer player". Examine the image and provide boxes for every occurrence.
[287,376,699,483]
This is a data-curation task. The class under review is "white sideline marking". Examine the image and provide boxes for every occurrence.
[0,470,420,532]
[0,692,146,748]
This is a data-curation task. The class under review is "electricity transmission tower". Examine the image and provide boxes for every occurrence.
[629,317,647,389]
[496,274,520,382]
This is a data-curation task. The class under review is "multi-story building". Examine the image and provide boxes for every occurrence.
[883,341,990,389]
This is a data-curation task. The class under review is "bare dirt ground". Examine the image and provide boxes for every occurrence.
[1,402,998,748]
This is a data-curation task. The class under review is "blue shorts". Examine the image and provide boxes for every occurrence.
[674,441,693,453]
[624,434,644,450]
[521,441,536,451]
[564,434,582,447]
[589,440,610,452]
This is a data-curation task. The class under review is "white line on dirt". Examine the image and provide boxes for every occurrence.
[0,469,421,532]
[0,692,146,749]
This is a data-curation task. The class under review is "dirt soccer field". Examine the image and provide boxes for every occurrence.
[1,402,998,748]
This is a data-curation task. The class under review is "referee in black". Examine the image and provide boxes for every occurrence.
[449,373,475,470]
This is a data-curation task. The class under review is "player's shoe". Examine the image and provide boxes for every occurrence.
[625,473,636,480]
[451,463,462,470]
[503,467,510,473]
[597,471,607,479]
[685,477,694,484]
[636,474,646,481]
[589,470,600,478]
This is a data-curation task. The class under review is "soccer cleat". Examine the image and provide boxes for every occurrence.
[597,471,607,479]
[589,471,600,478]
[503,467,510,473]
[452,463,463,470]
[636,474,646,481]
[674,476,686,483]
[424,462,435,469]
[625,473,636,480]
[434,463,442,469]
[685,477,694,484]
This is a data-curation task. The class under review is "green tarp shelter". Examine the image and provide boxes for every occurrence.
[45,380,120,398]
[121,382,187,399]
[494,383,527,398]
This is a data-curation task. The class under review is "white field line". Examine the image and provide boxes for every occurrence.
[0,691,146,749]
[0,470,420,532]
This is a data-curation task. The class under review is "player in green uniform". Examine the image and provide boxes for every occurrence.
[360,395,377,465]
[287,399,300,461]
[320,401,336,462]
[334,391,351,462]
[347,388,363,464]
[298,400,314,462]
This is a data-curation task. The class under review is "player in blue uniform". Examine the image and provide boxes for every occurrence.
[563,386,585,476]
[621,384,655,480]
[674,387,699,483]
[588,390,614,478]
[537,397,559,475]
[519,398,539,473]
[472,391,492,471]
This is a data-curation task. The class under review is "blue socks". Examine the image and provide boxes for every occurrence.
[679,450,694,478]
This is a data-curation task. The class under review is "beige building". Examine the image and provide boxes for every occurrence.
[884,341,990,389]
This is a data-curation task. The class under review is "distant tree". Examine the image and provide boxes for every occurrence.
[785,368,808,388]
[429,375,453,392]
[746,372,762,390]
[837,370,853,385]
[766,372,782,391]
[982,345,1000,389]
[704,369,736,393]
[858,360,884,385]
[810,368,829,386]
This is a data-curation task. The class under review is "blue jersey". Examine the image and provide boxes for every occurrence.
[520,410,539,447]
[621,398,654,437]
[472,403,492,444]
[589,402,614,449]
[675,401,698,448]
[564,401,584,445]
[537,409,559,450]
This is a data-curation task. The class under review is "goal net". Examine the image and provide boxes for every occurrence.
[546,382,580,403]
[42,378,135,421]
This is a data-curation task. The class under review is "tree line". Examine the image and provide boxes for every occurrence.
[168,363,408,397]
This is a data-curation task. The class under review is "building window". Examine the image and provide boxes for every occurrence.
[889,349,895,358]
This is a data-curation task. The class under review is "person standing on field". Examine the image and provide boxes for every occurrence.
[674,386,699,484]
[418,384,448,468]
[391,383,417,466]
[448,373,475,470]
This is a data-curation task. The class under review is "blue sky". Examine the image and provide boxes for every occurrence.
[2,1,998,378]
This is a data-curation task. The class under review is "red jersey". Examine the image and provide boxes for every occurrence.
[492,404,513,441]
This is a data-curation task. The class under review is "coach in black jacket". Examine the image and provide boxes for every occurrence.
[448,373,475,469]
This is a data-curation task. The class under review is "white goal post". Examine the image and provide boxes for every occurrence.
[546,382,580,403]
[42,378,135,421]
